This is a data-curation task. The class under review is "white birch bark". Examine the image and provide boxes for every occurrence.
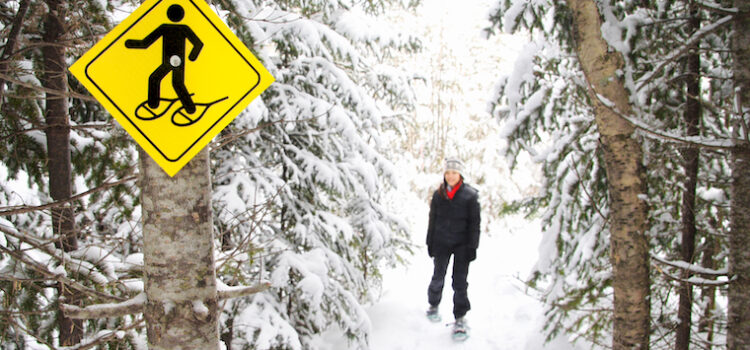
[565,1,651,349]
[140,148,220,350]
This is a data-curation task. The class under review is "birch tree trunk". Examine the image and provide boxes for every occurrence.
[41,0,82,345]
[140,148,220,350]
[676,2,701,349]
[565,1,650,349]
[728,1,750,348]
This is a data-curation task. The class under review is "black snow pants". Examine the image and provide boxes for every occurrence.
[427,245,471,319]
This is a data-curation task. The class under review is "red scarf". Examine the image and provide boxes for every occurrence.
[446,180,462,200]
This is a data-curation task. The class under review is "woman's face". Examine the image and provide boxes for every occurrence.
[444,170,461,187]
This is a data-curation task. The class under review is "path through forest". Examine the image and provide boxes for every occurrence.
[318,204,582,350]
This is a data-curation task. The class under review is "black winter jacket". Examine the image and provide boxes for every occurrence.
[426,181,481,261]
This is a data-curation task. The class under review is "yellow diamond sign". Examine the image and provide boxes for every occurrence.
[70,0,274,176]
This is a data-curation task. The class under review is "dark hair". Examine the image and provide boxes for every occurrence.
[437,175,464,200]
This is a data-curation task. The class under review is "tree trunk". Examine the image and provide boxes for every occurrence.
[698,231,717,349]
[140,148,220,350]
[41,0,82,345]
[220,315,233,350]
[676,2,701,349]
[565,1,651,349]
[0,0,30,111]
[728,2,750,348]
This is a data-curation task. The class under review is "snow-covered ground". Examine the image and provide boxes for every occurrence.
[317,197,581,349]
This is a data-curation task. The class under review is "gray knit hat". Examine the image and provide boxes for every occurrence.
[444,158,464,173]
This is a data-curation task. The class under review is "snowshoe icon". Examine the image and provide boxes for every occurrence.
[135,98,179,120]
[171,96,228,127]
[133,96,228,127]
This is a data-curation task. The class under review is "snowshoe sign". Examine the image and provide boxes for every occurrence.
[70,0,274,176]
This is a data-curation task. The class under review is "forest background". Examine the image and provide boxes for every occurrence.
[1,0,750,349]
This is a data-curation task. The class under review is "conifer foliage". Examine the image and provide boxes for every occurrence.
[488,0,742,348]
[0,0,417,348]
[211,1,417,348]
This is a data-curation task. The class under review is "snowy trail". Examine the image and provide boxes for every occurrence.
[364,215,546,350]
[319,207,579,349]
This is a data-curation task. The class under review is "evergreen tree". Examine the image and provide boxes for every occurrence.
[728,0,750,348]
[211,1,418,348]
[1,0,417,348]
[487,0,736,348]
[1,0,142,347]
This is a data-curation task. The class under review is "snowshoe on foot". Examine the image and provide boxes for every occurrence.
[426,305,441,323]
[451,317,469,342]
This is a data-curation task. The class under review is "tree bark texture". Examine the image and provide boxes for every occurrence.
[565,1,651,349]
[0,0,30,112]
[729,2,750,348]
[698,232,717,349]
[41,0,82,345]
[676,2,701,349]
[140,148,220,350]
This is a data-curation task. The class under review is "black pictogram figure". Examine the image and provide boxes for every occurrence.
[134,95,228,126]
[125,4,203,114]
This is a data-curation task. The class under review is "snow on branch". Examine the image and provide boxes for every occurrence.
[624,112,735,149]
[654,267,734,287]
[62,283,272,319]
[217,282,272,300]
[62,293,146,319]
[1,222,118,286]
[590,92,736,150]
[0,174,137,216]
[0,225,126,302]
[652,255,733,287]
[651,254,728,276]
[697,1,738,15]
[58,318,145,350]
[636,15,732,91]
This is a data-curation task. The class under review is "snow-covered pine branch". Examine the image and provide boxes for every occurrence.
[651,253,728,276]
[653,265,733,287]
[636,15,732,90]
[1,221,120,286]
[0,222,125,303]
[591,85,736,150]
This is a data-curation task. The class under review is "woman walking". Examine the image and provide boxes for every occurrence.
[425,158,481,341]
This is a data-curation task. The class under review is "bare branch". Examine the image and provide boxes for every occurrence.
[653,263,734,287]
[217,282,272,300]
[0,226,126,302]
[62,293,146,319]
[0,0,30,111]
[569,158,608,222]
[62,283,272,319]
[210,111,328,151]
[651,253,728,276]
[0,174,137,216]
[651,254,732,287]
[697,1,738,16]
[59,318,145,350]
[637,15,732,91]
[590,92,737,150]
[0,71,98,102]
